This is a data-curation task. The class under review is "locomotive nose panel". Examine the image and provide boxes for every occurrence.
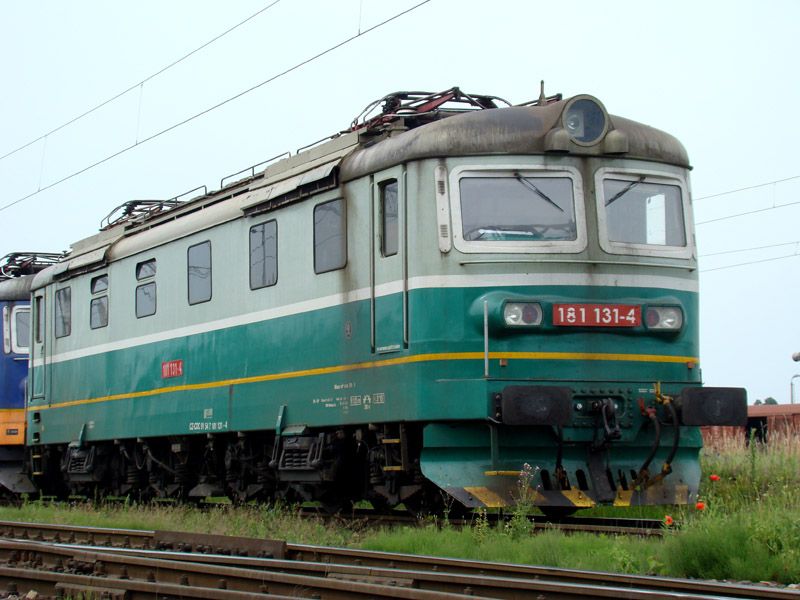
[420,421,701,510]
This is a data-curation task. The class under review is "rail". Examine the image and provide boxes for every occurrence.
[0,521,794,599]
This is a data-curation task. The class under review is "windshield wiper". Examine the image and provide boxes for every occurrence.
[605,176,646,206]
[464,225,536,240]
[514,172,564,213]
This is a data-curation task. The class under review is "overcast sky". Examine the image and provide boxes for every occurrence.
[1,0,798,402]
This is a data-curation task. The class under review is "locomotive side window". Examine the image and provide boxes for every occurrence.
[91,274,108,294]
[34,296,44,344]
[460,175,577,242]
[249,221,278,290]
[380,180,398,257]
[90,297,109,329]
[136,259,156,280]
[12,308,30,353]
[603,179,686,247]
[136,283,157,318]
[314,198,347,274]
[188,241,212,305]
[90,274,109,329]
[54,287,71,338]
[135,259,157,318]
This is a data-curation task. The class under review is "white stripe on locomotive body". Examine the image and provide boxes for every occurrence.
[33,271,697,368]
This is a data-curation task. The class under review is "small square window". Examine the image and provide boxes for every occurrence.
[136,259,156,280]
[91,274,108,294]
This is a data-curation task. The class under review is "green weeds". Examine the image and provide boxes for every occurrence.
[0,431,797,583]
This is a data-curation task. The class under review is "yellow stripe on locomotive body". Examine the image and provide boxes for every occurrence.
[33,350,700,412]
[21,89,746,509]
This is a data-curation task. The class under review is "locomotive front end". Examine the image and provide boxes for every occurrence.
[406,94,747,511]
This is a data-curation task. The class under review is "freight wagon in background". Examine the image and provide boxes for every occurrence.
[702,404,800,447]
[20,87,746,514]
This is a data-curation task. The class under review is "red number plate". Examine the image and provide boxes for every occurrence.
[161,359,184,379]
[553,304,641,327]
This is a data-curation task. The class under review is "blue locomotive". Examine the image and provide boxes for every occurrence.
[0,253,59,497]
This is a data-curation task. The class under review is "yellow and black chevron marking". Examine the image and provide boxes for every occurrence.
[450,480,692,509]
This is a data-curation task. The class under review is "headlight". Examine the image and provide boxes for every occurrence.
[504,302,543,327]
[562,95,608,145]
[645,306,683,330]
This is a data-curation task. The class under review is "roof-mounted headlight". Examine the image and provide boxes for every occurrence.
[562,95,608,146]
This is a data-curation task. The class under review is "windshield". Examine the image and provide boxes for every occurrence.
[603,178,686,247]
[460,175,577,242]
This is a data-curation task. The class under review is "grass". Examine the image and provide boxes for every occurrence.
[661,429,800,582]
[0,500,358,548]
[0,431,797,584]
[368,431,800,584]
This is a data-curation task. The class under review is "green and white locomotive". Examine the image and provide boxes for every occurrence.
[25,88,746,512]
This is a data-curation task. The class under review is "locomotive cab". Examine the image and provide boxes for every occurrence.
[379,93,748,510]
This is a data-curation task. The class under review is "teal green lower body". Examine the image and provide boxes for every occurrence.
[28,284,703,507]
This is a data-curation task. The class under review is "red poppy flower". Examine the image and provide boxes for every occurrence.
[695,501,706,511]
[664,515,674,526]
[709,474,720,482]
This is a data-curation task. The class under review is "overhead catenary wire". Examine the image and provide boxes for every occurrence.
[694,174,800,201]
[699,240,800,258]
[700,252,800,273]
[699,239,800,272]
[0,0,283,163]
[0,0,434,215]
[695,197,800,225]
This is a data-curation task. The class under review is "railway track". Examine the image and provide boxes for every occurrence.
[0,520,795,599]
[300,507,667,536]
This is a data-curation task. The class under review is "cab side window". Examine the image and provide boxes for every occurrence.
[54,287,71,338]
[12,308,30,352]
[380,180,398,257]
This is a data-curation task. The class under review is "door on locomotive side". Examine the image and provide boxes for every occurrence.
[29,292,46,403]
[371,167,407,355]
